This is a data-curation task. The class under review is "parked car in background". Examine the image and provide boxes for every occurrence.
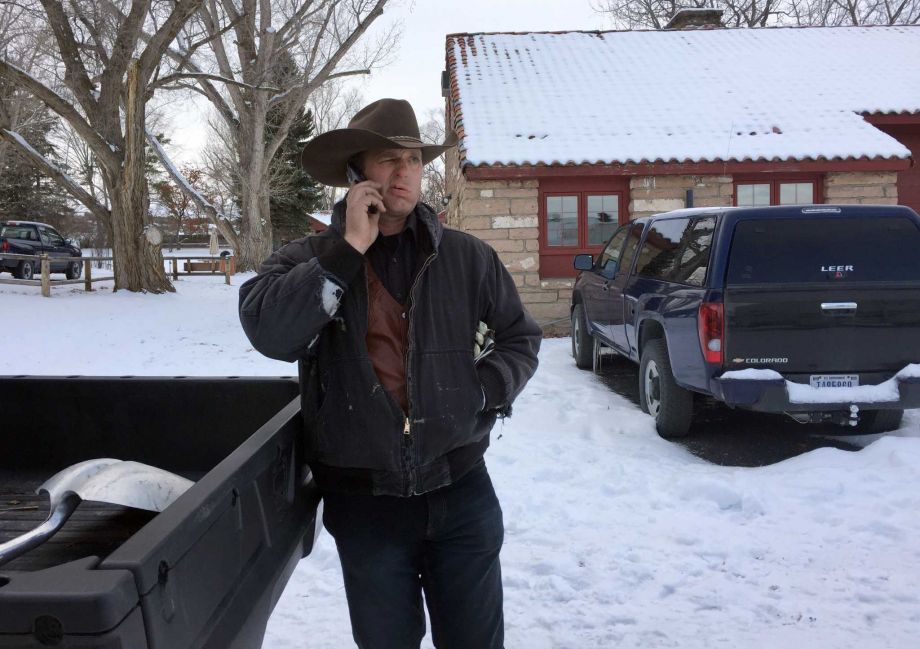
[0,221,83,280]
[570,205,920,438]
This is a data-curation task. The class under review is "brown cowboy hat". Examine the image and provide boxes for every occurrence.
[300,98,458,187]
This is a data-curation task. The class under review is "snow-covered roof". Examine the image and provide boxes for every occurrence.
[445,26,920,168]
[309,211,332,226]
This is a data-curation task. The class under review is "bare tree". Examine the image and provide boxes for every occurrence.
[593,0,920,27]
[419,107,446,210]
[150,0,397,270]
[0,0,203,292]
[308,79,364,209]
[153,166,212,248]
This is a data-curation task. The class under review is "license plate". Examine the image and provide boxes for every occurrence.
[809,374,859,389]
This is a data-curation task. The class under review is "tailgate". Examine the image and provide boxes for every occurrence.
[725,285,920,374]
[723,213,920,377]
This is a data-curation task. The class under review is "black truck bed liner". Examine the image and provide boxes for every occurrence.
[0,471,156,572]
[0,376,319,649]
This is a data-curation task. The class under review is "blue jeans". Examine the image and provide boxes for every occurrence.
[321,463,505,649]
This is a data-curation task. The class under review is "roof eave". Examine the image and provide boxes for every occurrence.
[462,156,911,180]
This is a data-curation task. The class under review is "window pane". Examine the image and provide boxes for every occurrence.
[587,194,619,246]
[673,217,716,286]
[635,217,691,280]
[619,223,645,275]
[546,195,578,247]
[597,224,630,273]
[737,184,770,207]
[727,217,920,284]
[779,182,813,205]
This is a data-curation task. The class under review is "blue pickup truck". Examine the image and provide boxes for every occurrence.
[570,204,920,438]
[0,220,83,280]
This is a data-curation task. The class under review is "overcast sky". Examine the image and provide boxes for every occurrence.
[167,0,604,162]
[358,0,604,116]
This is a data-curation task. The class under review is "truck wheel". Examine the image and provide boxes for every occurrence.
[571,305,593,370]
[65,261,82,279]
[855,409,904,434]
[639,339,693,438]
[15,260,34,281]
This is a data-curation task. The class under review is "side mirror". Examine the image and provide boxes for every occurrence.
[573,254,594,271]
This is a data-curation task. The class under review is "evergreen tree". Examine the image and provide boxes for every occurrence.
[267,106,324,246]
[0,81,75,229]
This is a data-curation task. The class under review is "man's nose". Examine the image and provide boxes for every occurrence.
[393,156,411,176]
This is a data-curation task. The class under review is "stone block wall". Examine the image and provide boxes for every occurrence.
[445,154,572,334]
[824,172,898,204]
[629,175,733,218]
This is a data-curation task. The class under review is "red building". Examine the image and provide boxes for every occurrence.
[444,22,920,332]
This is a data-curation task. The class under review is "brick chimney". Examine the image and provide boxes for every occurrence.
[664,8,725,30]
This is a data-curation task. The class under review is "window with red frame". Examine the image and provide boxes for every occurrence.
[539,183,627,278]
[734,175,823,207]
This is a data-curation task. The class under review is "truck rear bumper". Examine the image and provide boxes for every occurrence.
[712,365,920,412]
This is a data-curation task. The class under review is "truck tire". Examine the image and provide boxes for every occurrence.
[571,305,593,370]
[855,409,904,434]
[65,260,82,279]
[14,260,34,281]
[639,338,693,438]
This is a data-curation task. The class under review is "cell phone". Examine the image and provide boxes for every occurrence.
[346,162,378,214]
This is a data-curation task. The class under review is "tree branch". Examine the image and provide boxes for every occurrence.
[0,58,120,170]
[138,0,204,84]
[199,0,247,115]
[0,127,110,223]
[37,0,99,115]
[151,71,279,92]
[68,0,110,68]
[97,0,147,110]
[146,129,240,248]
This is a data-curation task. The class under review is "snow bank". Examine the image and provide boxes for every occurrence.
[2,280,918,648]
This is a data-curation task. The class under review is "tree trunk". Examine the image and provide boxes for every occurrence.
[237,104,272,271]
[238,180,272,270]
[110,61,172,293]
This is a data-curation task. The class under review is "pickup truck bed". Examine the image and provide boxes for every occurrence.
[0,471,157,572]
[0,376,319,649]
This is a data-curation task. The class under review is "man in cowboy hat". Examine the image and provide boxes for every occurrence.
[239,98,541,649]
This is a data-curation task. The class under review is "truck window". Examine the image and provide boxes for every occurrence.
[634,217,688,280]
[727,216,920,284]
[672,217,716,287]
[1,226,35,241]
[636,218,689,280]
[636,217,715,285]
[44,230,65,247]
[595,224,630,274]
[619,223,645,276]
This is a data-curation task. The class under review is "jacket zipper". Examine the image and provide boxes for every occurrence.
[402,249,438,495]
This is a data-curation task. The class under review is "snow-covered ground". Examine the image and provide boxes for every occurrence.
[2,276,919,648]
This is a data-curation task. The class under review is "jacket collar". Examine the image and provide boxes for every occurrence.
[330,200,443,249]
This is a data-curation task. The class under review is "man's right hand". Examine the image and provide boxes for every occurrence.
[344,181,385,254]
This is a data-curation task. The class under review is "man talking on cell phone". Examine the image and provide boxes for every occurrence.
[238,98,541,649]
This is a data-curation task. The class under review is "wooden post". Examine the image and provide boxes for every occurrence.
[224,257,231,285]
[84,259,92,292]
[40,255,51,297]
[172,258,178,280]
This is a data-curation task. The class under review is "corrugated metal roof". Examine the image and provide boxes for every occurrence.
[445,27,920,167]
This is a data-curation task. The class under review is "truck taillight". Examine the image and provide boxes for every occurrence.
[698,302,724,365]
[1,239,8,252]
